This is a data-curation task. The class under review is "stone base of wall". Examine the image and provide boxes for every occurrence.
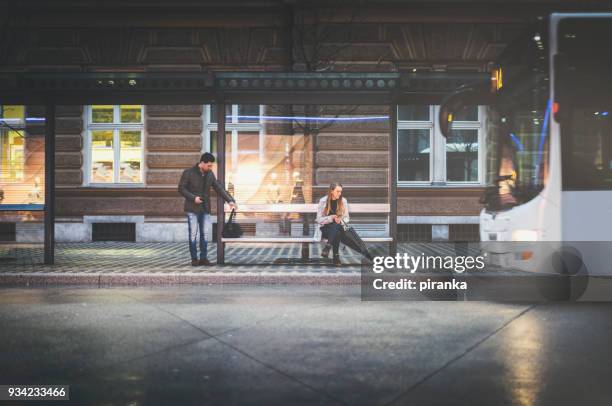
[397,216,480,242]
[16,223,44,243]
[137,223,189,242]
[56,223,90,242]
[55,216,193,242]
[55,222,190,242]
[7,215,481,243]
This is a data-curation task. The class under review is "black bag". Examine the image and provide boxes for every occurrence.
[222,208,243,238]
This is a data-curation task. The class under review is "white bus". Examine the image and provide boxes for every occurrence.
[440,13,612,275]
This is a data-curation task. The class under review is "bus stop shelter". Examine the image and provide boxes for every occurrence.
[0,70,487,264]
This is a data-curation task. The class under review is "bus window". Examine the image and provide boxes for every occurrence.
[563,108,611,190]
[558,18,612,190]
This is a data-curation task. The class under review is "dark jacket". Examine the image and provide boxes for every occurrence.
[178,165,235,214]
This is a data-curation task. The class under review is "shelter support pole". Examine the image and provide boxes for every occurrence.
[389,103,398,256]
[216,102,226,265]
[44,104,56,265]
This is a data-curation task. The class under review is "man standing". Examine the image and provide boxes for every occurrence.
[178,152,236,266]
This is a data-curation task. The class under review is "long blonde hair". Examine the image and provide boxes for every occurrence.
[324,182,344,216]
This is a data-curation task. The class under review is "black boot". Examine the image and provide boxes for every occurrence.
[333,254,342,266]
[321,244,331,258]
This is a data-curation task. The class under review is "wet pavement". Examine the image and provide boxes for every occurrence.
[1,286,612,405]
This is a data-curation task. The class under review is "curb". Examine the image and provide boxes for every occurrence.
[0,273,362,287]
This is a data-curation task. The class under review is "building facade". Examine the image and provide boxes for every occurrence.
[0,0,604,244]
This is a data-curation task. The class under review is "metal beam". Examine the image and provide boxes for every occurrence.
[44,104,56,265]
[0,71,489,106]
[216,102,226,265]
[0,72,215,105]
[389,103,398,256]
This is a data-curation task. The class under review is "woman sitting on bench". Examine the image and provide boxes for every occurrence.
[315,182,350,266]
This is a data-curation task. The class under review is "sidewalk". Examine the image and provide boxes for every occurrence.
[0,242,478,286]
[0,242,365,286]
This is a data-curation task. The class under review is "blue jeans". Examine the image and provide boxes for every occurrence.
[186,212,211,260]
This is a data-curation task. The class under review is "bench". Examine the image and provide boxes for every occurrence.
[221,203,393,261]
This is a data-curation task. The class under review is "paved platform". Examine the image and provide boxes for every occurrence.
[0,242,480,286]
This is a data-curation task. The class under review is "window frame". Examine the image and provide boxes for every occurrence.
[204,104,265,168]
[83,105,145,187]
[397,105,485,187]
[396,105,435,185]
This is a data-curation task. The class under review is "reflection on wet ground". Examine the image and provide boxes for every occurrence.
[1,286,611,405]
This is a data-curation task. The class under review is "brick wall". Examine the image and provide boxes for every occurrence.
[0,3,538,222]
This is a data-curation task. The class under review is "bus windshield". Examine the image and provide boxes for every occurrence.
[479,21,550,212]
[482,73,550,211]
[557,18,612,190]
[437,24,550,212]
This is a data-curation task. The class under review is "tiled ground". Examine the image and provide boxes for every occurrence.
[0,242,479,274]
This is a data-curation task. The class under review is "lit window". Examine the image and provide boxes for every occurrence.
[0,106,26,182]
[86,105,143,184]
[1,105,25,120]
[0,105,44,204]
[0,131,24,182]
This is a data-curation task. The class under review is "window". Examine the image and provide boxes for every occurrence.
[398,128,431,182]
[0,106,25,182]
[85,105,144,185]
[397,105,483,185]
[205,104,264,173]
[446,129,479,182]
[0,105,45,205]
